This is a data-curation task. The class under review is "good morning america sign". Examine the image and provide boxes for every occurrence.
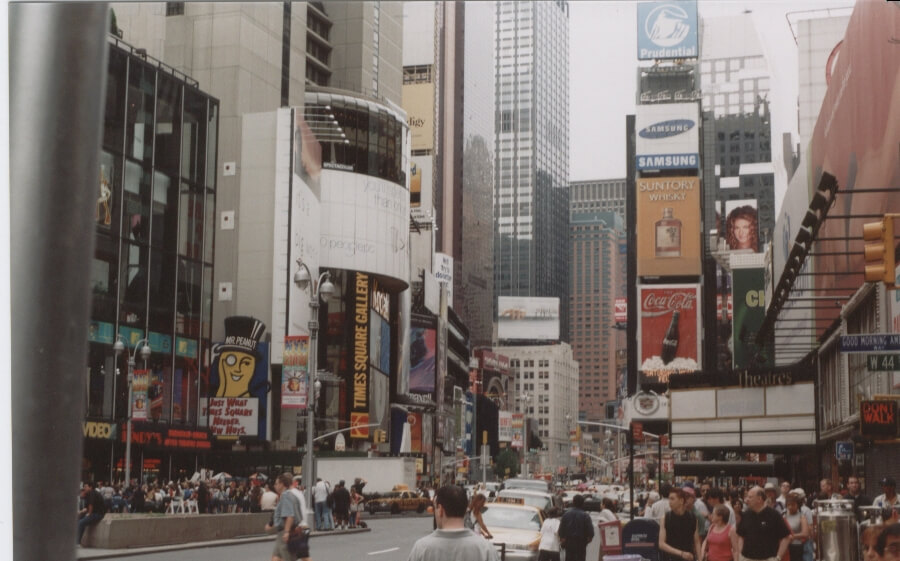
[637,1,699,61]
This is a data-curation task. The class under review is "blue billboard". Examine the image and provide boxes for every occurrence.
[637,1,699,61]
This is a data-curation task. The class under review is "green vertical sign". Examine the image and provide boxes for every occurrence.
[732,267,773,369]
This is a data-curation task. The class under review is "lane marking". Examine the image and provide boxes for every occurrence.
[368,547,400,555]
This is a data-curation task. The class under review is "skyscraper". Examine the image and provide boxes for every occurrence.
[494,0,570,341]
[569,179,627,224]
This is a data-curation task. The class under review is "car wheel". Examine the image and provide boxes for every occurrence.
[416,503,426,513]
[391,504,400,515]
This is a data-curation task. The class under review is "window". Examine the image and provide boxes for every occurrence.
[166,2,184,16]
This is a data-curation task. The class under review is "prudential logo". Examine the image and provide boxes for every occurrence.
[645,4,691,47]
[639,119,695,139]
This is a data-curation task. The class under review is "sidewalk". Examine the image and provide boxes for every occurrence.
[76,527,370,560]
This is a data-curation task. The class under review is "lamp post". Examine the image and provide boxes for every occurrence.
[113,335,151,487]
[516,392,533,478]
[294,258,335,509]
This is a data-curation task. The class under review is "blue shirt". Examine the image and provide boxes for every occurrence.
[274,492,302,531]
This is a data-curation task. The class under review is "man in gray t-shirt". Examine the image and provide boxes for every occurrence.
[407,485,499,561]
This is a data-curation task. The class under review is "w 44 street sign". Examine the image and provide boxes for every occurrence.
[866,354,900,372]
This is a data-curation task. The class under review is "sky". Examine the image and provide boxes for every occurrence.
[570,0,855,214]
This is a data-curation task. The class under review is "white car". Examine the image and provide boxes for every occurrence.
[496,489,560,514]
[481,502,544,561]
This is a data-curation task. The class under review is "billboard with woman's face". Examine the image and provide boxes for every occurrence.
[724,199,759,252]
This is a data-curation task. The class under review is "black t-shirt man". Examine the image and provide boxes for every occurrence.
[737,505,790,558]
[664,509,698,559]
[88,488,107,515]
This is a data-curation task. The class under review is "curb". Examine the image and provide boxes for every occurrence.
[77,527,370,560]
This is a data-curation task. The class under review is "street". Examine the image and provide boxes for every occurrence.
[79,513,605,561]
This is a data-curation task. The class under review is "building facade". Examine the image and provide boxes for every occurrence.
[84,36,219,483]
[494,0,570,341]
[569,179,627,224]
[498,342,579,474]
[569,211,625,424]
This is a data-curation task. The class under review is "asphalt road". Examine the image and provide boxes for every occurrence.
[79,513,607,561]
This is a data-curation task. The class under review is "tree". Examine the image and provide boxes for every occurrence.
[495,448,520,479]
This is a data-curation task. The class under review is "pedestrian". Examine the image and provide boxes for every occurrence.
[264,473,306,561]
[776,481,792,514]
[558,494,595,561]
[790,488,814,561]
[845,476,872,519]
[332,480,352,530]
[707,488,735,526]
[659,487,701,561]
[875,524,900,561]
[350,485,364,528]
[261,480,278,511]
[538,507,562,561]
[406,484,500,561]
[873,478,900,510]
[819,478,841,501]
[783,493,810,561]
[597,498,617,523]
[648,483,673,521]
[313,478,333,530]
[464,492,493,539]
[736,485,791,561]
[289,476,312,530]
[77,481,107,546]
[700,504,738,561]
[685,486,709,541]
[861,524,884,561]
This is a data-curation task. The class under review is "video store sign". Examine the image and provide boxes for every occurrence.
[860,400,899,439]
[637,284,702,384]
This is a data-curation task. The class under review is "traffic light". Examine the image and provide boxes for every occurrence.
[863,216,896,285]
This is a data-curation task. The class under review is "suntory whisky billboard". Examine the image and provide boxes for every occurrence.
[636,176,702,277]
[637,284,702,384]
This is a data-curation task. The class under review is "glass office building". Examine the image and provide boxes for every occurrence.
[494,0,570,340]
[83,36,219,483]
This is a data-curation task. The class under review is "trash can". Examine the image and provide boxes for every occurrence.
[815,499,859,561]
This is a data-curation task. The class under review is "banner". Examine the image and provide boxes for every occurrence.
[732,267,774,369]
[282,336,309,409]
[636,176,702,277]
[202,397,259,437]
[511,413,524,449]
[638,284,702,383]
[131,369,149,421]
[499,411,513,442]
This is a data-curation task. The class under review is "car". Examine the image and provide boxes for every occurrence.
[366,485,431,515]
[496,489,562,515]
[502,478,553,493]
[480,501,544,561]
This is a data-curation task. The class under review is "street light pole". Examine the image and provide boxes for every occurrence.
[113,336,151,487]
[294,259,334,510]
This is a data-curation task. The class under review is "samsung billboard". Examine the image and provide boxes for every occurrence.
[635,103,700,170]
[637,1,699,61]
[498,297,560,341]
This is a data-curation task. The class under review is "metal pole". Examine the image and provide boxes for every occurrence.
[629,422,635,521]
[10,5,109,558]
[304,295,318,512]
[125,355,134,487]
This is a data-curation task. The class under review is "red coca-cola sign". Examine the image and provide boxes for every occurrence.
[638,284,702,383]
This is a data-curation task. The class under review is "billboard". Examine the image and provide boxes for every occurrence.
[410,315,437,395]
[732,266,774,369]
[808,0,900,296]
[131,369,149,421]
[637,1,699,60]
[636,176,702,277]
[499,411,513,442]
[615,297,627,326]
[402,81,435,151]
[319,169,410,283]
[351,272,370,437]
[638,284,702,383]
[498,296,560,341]
[434,252,454,306]
[511,413,525,449]
[410,155,433,222]
[282,335,309,409]
[635,103,700,170]
[724,199,759,252]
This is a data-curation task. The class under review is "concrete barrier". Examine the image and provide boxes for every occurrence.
[81,512,273,549]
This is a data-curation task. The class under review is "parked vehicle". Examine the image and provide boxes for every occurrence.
[482,501,544,561]
[496,489,562,515]
[366,485,431,515]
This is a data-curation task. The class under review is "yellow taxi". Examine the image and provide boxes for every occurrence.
[480,498,544,561]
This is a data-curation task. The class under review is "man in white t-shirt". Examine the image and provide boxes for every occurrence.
[647,483,672,521]
[313,478,334,530]
[290,476,312,529]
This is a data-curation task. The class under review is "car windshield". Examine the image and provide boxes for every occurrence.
[481,507,542,531]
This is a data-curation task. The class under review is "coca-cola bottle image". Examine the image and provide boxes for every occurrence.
[660,311,680,364]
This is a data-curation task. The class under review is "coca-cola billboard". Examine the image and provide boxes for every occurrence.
[638,284,702,384]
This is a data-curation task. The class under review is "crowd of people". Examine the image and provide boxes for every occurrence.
[639,475,900,561]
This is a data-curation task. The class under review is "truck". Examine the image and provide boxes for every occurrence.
[314,456,418,495]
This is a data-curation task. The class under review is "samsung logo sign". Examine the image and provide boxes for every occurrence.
[639,119,695,139]
[636,153,699,170]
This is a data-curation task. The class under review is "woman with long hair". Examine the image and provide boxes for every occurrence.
[464,493,493,539]
[725,205,758,251]
[783,493,810,561]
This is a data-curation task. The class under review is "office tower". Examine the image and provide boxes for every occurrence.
[569,211,626,422]
[494,0,570,342]
[569,179,627,224]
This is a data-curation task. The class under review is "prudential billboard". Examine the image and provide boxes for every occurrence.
[637,1,698,61]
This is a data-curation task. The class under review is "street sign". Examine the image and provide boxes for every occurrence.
[835,441,854,461]
[867,354,900,371]
[840,334,900,353]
